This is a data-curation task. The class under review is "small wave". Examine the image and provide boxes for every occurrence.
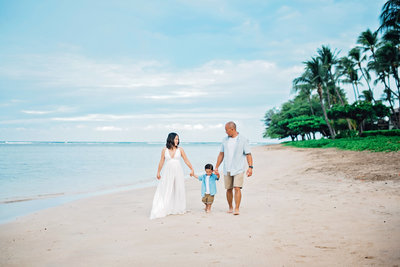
[0,193,65,204]
[2,141,34,145]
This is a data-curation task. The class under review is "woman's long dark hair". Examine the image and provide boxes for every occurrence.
[166,132,179,149]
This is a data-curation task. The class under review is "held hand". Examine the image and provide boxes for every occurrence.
[190,170,194,177]
[246,168,253,177]
[157,173,161,180]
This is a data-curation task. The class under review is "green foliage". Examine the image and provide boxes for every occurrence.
[284,135,400,152]
[327,102,390,133]
[284,116,327,136]
[335,129,359,139]
[263,95,324,140]
[361,129,400,137]
[328,102,386,122]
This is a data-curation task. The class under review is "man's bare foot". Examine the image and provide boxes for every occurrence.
[233,210,240,215]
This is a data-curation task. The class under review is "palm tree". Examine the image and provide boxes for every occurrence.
[359,90,374,103]
[377,43,400,92]
[369,41,400,128]
[376,42,400,128]
[338,56,361,101]
[318,45,346,105]
[378,0,400,128]
[379,0,400,33]
[295,57,336,139]
[317,46,354,130]
[292,81,315,115]
[348,47,374,101]
[357,29,379,59]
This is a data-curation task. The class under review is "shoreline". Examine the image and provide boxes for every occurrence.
[1,145,399,266]
[0,180,158,225]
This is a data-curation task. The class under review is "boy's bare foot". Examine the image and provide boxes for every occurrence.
[233,210,240,215]
[227,208,233,213]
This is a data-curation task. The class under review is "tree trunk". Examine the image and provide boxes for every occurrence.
[329,70,345,105]
[389,105,400,129]
[308,96,315,116]
[325,86,332,108]
[382,72,400,129]
[391,66,400,122]
[358,119,365,135]
[351,83,358,101]
[358,62,375,103]
[355,82,361,101]
[317,84,336,139]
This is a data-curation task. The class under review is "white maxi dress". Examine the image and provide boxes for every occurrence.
[150,147,186,219]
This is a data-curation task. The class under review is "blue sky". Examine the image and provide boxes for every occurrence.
[0,0,386,142]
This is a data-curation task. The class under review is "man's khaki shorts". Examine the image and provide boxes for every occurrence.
[202,194,215,204]
[224,172,244,189]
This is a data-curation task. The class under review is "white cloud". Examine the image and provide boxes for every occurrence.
[144,123,223,131]
[50,111,257,123]
[52,114,134,122]
[144,90,208,100]
[22,110,52,115]
[21,106,76,115]
[0,99,26,107]
[0,54,292,99]
[95,126,123,132]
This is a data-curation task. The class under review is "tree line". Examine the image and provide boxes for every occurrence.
[264,0,399,141]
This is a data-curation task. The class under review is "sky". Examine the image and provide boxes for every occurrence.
[0,0,386,142]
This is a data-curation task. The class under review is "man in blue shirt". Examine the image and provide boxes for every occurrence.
[215,121,253,215]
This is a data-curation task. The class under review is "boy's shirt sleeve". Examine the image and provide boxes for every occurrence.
[198,174,204,181]
[212,174,219,180]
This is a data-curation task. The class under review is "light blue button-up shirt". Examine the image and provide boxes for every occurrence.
[198,173,219,197]
[220,134,251,176]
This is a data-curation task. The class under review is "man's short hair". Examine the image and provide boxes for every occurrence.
[226,121,236,130]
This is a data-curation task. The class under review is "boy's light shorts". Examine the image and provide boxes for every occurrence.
[202,194,215,204]
[224,172,244,189]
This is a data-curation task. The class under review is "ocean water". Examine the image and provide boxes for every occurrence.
[0,141,266,223]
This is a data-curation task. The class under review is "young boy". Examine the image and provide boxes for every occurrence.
[192,164,220,213]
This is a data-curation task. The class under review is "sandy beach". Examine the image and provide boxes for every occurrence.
[1,145,399,266]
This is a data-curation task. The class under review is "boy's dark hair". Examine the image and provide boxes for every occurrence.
[204,163,213,170]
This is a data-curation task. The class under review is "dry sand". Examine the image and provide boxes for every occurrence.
[0,145,399,266]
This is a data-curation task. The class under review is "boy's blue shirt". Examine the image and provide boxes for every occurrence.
[198,173,219,197]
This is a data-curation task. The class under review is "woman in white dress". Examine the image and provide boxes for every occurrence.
[150,133,194,219]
